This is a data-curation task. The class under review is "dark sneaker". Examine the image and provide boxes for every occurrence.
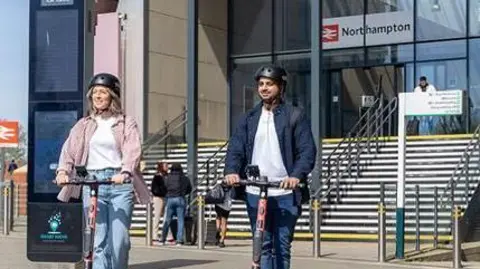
[218,241,225,248]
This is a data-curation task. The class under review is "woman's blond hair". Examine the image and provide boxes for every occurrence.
[86,86,123,116]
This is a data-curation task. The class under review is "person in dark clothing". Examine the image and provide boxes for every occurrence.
[215,186,233,248]
[224,65,316,269]
[151,161,168,242]
[7,160,18,175]
[160,163,192,246]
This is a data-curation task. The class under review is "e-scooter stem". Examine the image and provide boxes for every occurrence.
[54,173,131,269]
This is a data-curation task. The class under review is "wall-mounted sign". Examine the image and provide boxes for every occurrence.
[0,121,19,148]
[323,11,414,49]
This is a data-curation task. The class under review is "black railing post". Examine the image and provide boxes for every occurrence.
[433,186,439,249]
[465,155,470,203]
[163,120,168,157]
[336,160,340,203]
[182,105,187,143]
[415,185,421,251]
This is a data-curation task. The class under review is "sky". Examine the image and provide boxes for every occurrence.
[0,0,29,129]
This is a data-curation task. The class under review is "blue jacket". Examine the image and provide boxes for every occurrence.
[224,102,317,204]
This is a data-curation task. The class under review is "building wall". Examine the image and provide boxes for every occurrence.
[147,0,228,141]
[117,0,147,139]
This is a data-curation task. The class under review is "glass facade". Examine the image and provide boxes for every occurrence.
[229,0,480,137]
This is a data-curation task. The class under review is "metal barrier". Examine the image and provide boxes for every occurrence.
[433,186,439,249]
[453,205,463,269]
[378,183,386,263]
[145,202,153,246]
[311,198,321,258]
[197,195,205,249]
[1,181,13,235]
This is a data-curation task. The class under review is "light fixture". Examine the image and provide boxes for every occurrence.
[432,0,440,11]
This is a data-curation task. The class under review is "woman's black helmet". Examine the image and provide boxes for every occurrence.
[88,73,121,97]
[254,65,288,84]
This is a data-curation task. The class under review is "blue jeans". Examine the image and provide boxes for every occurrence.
[162,196,186,243]
[82,168,134,269]
[246,193,300,269]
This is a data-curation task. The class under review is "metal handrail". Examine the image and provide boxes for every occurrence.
[314,97,398,200]
[142,109,187,152]
[321,98,381,167]
[193,141,229,192]
[438,125,480,209]
[188,143,228,207]
[321,75,387,169]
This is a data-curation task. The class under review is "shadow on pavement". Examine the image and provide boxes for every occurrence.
[129,259,218,269]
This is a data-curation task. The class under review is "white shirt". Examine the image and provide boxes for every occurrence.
[86,116,122,170]
[247,107,292,196]
[414,84,437,93]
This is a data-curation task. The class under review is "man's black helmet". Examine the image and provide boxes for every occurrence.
[88,73,121,97]
[254,65,288,84]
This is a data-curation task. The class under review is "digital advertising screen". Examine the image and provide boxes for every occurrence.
[33,110,78,194]
[34,9,79,93]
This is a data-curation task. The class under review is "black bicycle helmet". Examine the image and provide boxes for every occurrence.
[88,73,121,97]
[254,65,288,84]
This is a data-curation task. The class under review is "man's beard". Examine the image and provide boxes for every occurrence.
[260,94,281,110]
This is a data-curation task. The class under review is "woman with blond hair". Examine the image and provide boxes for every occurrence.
[55,73,151,269]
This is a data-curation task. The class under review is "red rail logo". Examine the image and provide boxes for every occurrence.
[323,24,339,42]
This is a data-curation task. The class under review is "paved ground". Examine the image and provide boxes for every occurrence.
[3,218,480,269]
[2,232,480,269]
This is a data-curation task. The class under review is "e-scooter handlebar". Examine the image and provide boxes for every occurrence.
[52,176,132,186]
[227,179,305,189]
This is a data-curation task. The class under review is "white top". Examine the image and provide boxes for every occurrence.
[414,84,437,93]
[247,107,292,197]
[86,116,122,170]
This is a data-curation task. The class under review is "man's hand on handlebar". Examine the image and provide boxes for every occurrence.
[280,177,300,190]
[55,171,69,186]
[225,173,240,186]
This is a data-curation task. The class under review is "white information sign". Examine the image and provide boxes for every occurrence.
[404,90,463,116]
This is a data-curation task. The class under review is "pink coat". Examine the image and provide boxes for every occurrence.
[56,114,151,204]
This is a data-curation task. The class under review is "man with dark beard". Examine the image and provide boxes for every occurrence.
[224,65,316,269]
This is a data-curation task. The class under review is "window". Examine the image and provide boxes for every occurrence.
[415,59,467,134]
[322,0,364,18]
[230,58,271,129]
[323,48,364,69]
[469,39,480,128]
[231,0,272,55]
[415,60,466,91]
[367,44,414,65]
[416,0,467,41]
[415,40,467,61]
[274,54,311,114]
[274,0,310,51]
[470,0,480,36]
[367,0,414,14]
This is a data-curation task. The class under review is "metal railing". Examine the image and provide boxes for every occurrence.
[438,125,480,210]
[193,141,229,195]
[313,96,398,201]
[310,96,397,259]
[187,141,228,226]
[142,108,188,154]
[0,181,17,236]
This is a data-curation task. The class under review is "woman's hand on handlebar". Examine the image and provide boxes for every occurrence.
[280,177,300,189]
[225,174,240,186]
[112,173,129,185]
[55,171,69,186]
